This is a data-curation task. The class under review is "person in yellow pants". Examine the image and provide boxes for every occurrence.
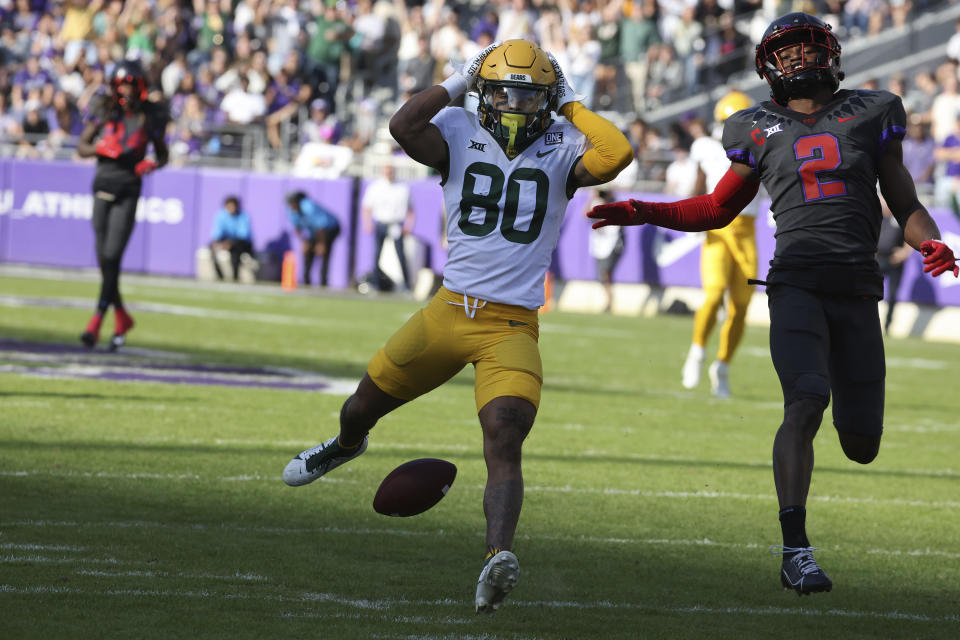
[682,91,759,397]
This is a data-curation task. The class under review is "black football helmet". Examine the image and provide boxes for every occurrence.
[110,59,148,108]
[755,13,844,103]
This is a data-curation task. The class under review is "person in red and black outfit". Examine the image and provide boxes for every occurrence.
[77,60,169,350]
[590,13,958,596]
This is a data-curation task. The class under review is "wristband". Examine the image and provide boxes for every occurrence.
[439,73,468,100]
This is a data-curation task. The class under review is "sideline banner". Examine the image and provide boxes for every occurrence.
[1,160,957,306]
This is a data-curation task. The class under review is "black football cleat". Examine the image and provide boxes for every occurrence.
[773,546,833,596]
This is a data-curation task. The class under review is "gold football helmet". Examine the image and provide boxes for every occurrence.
[476,40,558,158]
[713,90,753,123]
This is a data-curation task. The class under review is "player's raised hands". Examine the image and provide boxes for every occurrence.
[587,199,648,229]
[920,239,959,277]
[545,52,585,112]
[460,41,501,88]
[440,41,501,100]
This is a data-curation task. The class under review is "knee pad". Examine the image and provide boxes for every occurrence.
[790,373,830,407]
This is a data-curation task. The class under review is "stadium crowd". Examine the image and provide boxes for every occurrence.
[0,0,956,202]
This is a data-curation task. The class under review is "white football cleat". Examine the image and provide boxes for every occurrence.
[475,550,520,614]
[682,344,704,389]
[709,360,731,398]
[282,434,368,486]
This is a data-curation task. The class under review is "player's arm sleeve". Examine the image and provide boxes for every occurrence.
[632,167,760,231]
[561,102,633,182]
[877,92,907,158]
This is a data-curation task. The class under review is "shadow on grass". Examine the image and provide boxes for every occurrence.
[0,472,956,640]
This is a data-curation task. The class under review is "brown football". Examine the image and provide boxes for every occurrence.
[373,458,457,517]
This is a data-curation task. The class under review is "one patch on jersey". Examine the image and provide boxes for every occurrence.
[545,131,563,145]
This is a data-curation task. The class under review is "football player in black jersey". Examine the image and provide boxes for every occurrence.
[77,60,169,350]
[589,13,958,595]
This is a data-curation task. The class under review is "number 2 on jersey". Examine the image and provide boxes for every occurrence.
[459,162,548,245]
[794,133,846,202]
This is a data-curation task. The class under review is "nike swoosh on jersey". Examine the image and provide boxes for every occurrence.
[535,149,557,158]
[508,320,528,327]
[837,116,858,122]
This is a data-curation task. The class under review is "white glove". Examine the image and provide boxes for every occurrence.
[440,42,500,99]
[546,52,585,112]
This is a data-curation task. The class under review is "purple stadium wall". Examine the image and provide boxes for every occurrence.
[2,160,958,307]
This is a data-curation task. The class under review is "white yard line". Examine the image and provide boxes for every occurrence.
[2,522,958,560]
[0,584,955,624]
[2,468,957,509]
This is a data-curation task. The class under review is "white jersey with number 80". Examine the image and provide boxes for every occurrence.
[431,107,586,309]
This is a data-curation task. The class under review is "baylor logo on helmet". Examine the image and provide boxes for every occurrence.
[509,73,530,81]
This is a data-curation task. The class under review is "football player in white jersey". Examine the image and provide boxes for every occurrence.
[281,40,632,613]
[681,91,762,398]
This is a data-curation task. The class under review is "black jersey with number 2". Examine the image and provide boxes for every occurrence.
[722,89,906,297]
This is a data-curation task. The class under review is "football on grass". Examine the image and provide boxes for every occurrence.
[373,458,457,517]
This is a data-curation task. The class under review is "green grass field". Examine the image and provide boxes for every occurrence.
[1,269,958,639]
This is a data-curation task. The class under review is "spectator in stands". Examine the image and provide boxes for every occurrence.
[566,19,601,110]
[399,35,435,99]
[644,43,684,109]
[192,0,230,67]
[12,55,54,109]
[0,93,23,141]
[19,100,49,157]
[593,1,622,110]
[902,121,936,188]
[301,97,342,145]
[308,0,351,102]
[286,190,341,287]
[220,74,267,126]
[349,0,390,95]
[946,17,960,63]
[47,90,83,144]
[903,70,937,123]
[930,62,960,143]
[844,0,886,36]
[934,120,960,220]
[706,11,749,81]
[672,5,706,91]
[431,6,467,75]
[209,195,256,282]
[361,163,414,291]
[265,52,311,150]
[497,0,535,41]
[621,0,661,112]
[664,123,697,197]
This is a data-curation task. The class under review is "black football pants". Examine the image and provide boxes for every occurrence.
[92,190,139,313]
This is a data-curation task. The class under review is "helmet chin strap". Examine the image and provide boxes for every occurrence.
[500,113,526,158]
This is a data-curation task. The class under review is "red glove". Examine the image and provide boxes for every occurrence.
[95,136,123,159]
[587,200,647,229]
[920,239,959,278]
[134,159,156,177]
